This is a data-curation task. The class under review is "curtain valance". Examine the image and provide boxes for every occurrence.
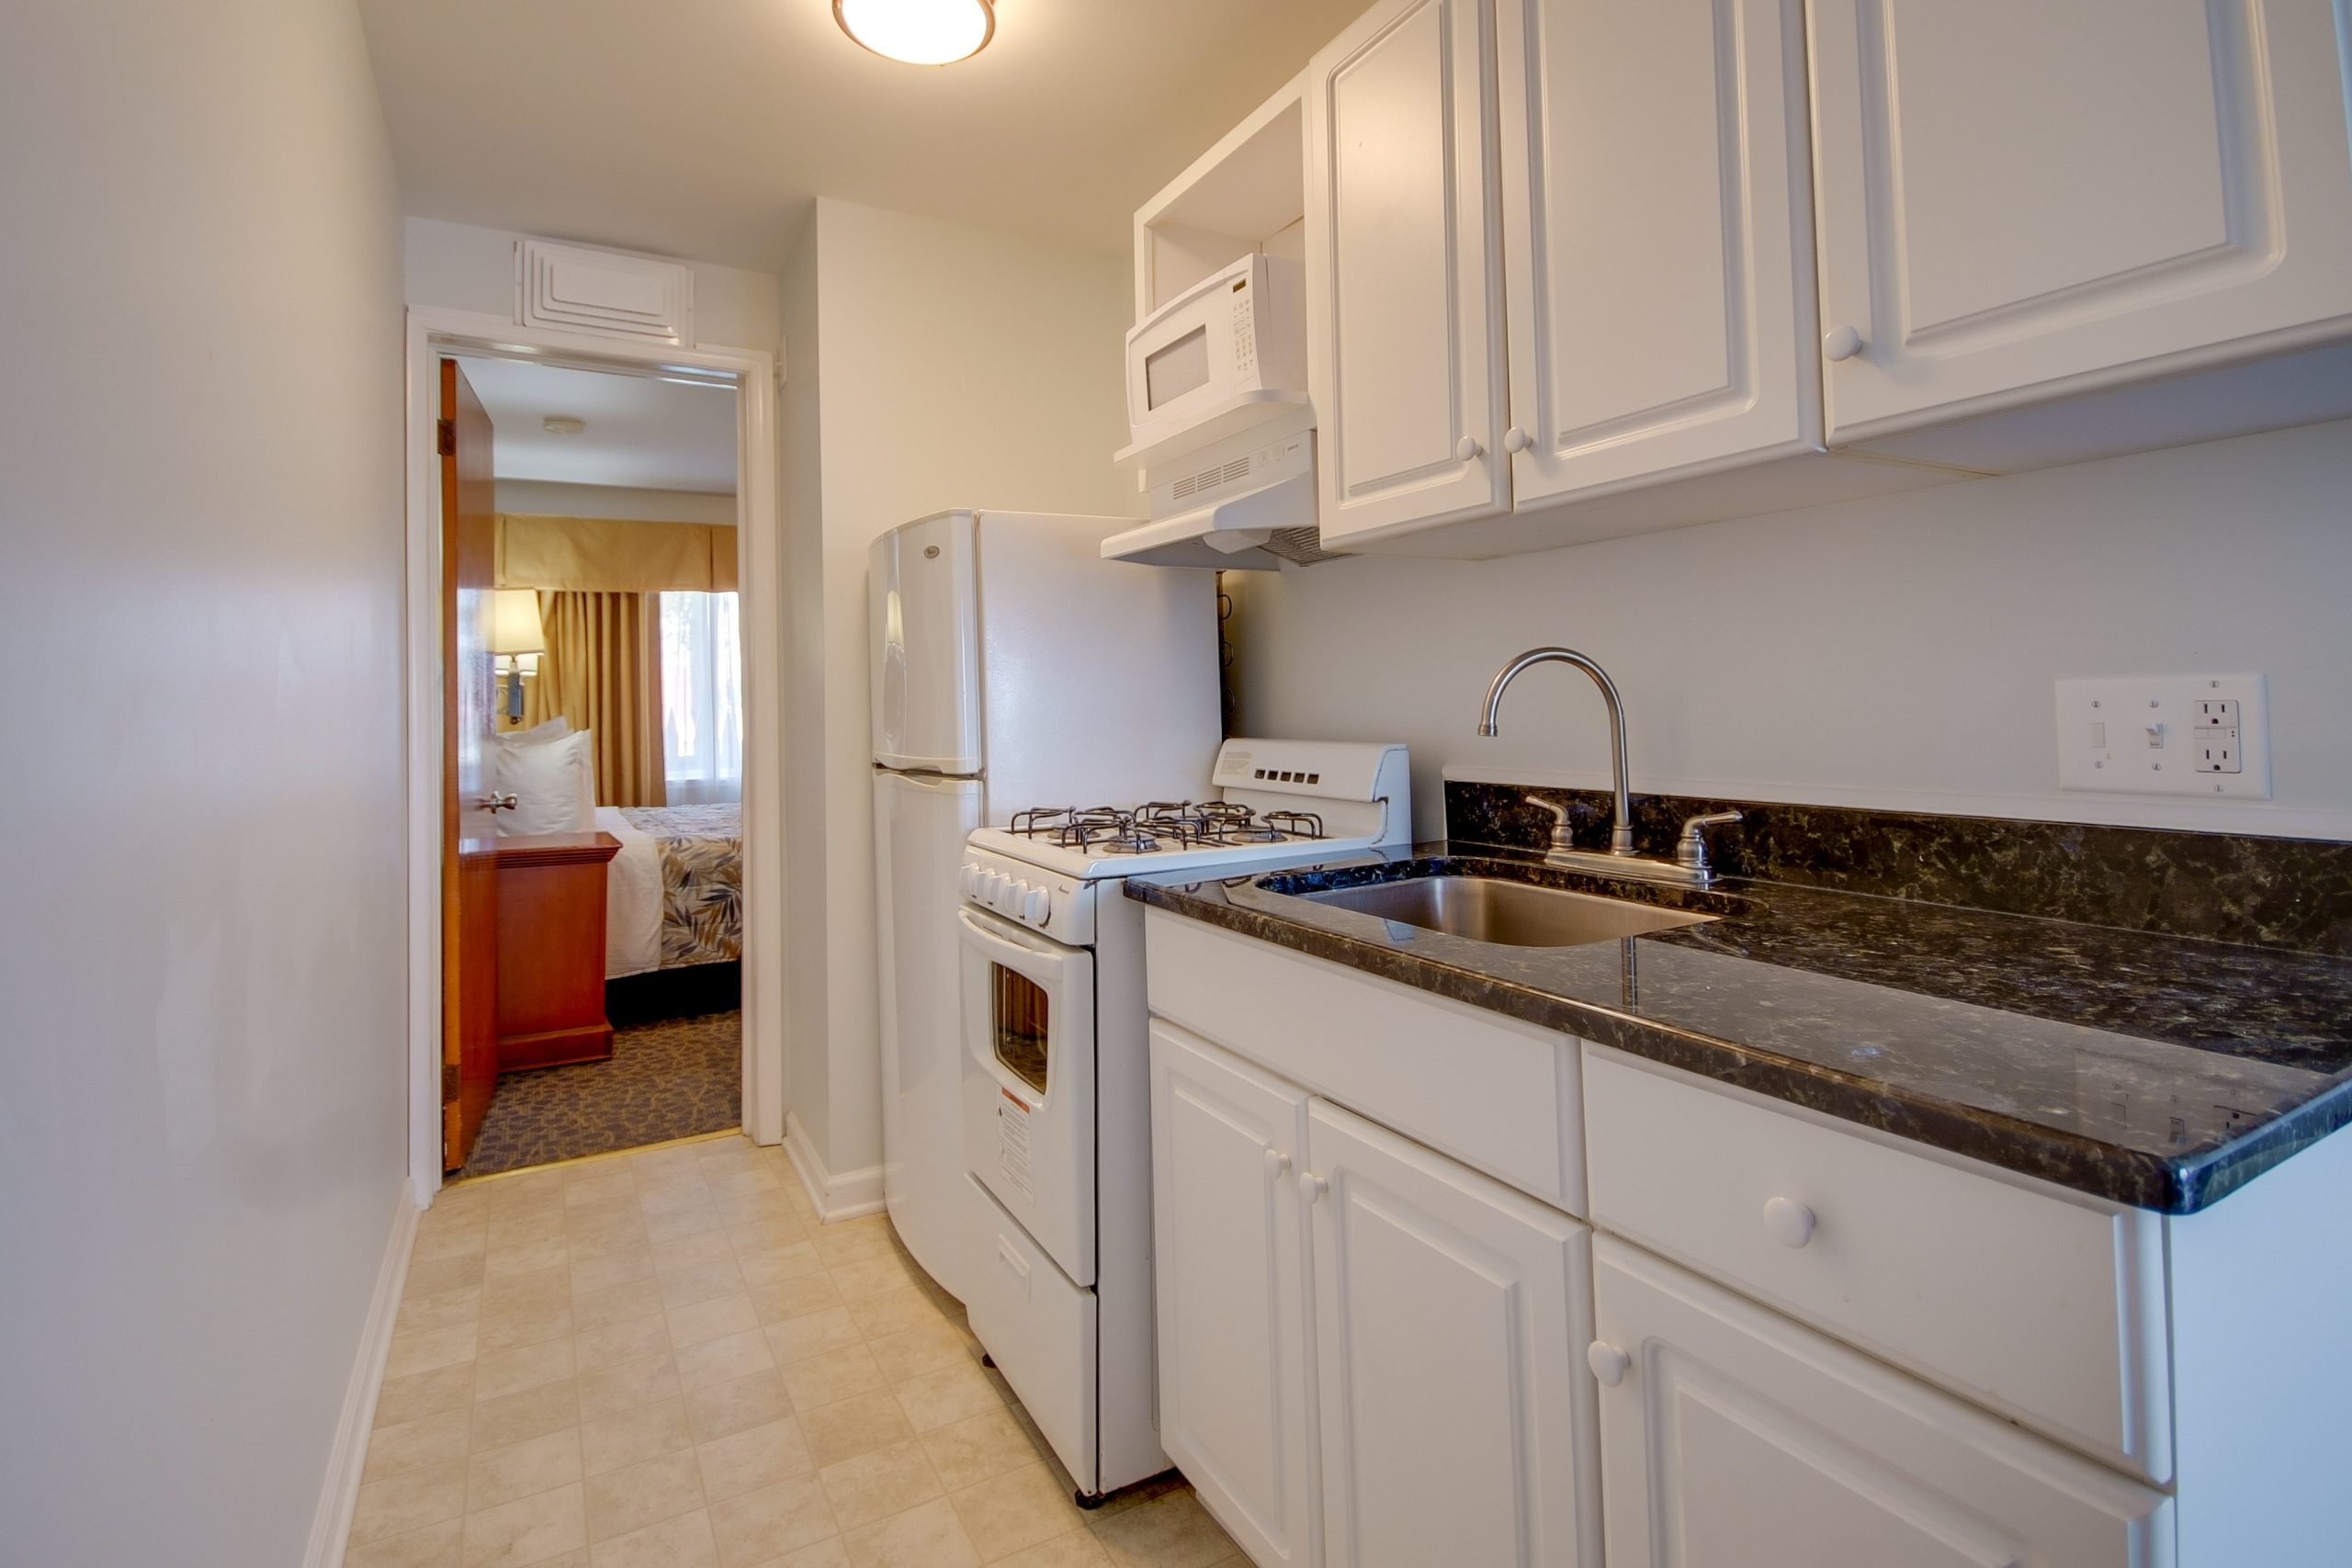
[496,513,740,593]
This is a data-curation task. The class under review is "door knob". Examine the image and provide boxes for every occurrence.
[1588,1340,1632,1387]
[1763,1195,1816,1249]
[1297,1171,1328,1203]
[1503,426,1532,454]
[479,793,518,813]
[1823,324,1865,361]
[1453,435,1484,462]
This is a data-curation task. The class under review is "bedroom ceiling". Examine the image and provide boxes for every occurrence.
[356,0,1363,270]
[461,357,740,493]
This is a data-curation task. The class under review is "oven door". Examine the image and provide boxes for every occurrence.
[959,904,1097,1287]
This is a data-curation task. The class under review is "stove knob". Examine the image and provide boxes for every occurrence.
[977,871,1000,905]
[1023,886,1050,924]
[958,863,979,897]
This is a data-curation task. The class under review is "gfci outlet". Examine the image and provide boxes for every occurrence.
[2055,675,2270,798]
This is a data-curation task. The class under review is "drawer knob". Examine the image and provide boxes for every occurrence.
[1298,1172,1328,1203]
[1763,1195,1816,1249]
[1823,323,1866,362]
[1587,1340,1631,1387]
[1264,1147,1291,1179]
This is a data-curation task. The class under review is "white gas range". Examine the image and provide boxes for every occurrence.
[952,739,1411,1504]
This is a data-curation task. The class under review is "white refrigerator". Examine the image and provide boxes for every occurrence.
[869,509,1218,1303]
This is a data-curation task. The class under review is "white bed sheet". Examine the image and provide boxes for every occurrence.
[595,806,663,979]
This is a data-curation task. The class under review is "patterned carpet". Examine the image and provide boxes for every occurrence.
[458,1009,741,1177]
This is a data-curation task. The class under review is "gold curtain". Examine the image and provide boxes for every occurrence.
[520,592,667,807]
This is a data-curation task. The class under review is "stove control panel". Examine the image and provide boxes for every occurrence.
[960,851,1092,945]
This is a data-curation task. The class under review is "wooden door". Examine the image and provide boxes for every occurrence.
[1305,0,1511,548]
[1590,1235,2170,1568]
[1306,1099,1600,1568]
[1148,1021,1319,1568]
[1497,0,1819,508]
[1808,0,2352,445]
[441,358,500,1170]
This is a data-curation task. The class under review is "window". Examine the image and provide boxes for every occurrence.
[660,592,741,803]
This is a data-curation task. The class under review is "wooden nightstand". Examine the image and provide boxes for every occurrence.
[492,831,623,1071]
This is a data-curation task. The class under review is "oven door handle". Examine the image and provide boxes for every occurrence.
[957,905,1079,974]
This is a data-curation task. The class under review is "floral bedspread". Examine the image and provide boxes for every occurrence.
[617,804,741,968]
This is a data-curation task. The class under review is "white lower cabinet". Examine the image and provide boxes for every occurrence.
[1306,1099,1600,1568]
[1148,1021,1319,1567]
[1590,1235,2172,1568]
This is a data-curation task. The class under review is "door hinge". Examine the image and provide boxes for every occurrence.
[442,1062,459,1102]
[436,417,456,457]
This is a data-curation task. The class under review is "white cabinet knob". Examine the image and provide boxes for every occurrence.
[1823,324,1865,361]
[1453,435,1484,462]
[1263,1147,1291,1179]
[1763,1195,1816,1249]
[1297,1172,1328,1203]
[1503,426,1532,454]
[1587,1340,1631,1387]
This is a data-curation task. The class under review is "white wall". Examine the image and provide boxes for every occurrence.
[494,479,738,524]
[1231,418,2352,842]
[781,198,1135,1188]
[405,215,781,352]
[0,1,409,1563]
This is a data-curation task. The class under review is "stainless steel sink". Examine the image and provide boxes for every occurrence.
[1297,874,1715,948]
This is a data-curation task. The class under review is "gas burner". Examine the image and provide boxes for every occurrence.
[1002,801,1328,855]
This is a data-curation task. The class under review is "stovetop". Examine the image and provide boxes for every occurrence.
[1003,800,1329,857]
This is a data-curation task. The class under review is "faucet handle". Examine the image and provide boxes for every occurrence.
[1529,795,1580,852]
[1675,810,1743,872]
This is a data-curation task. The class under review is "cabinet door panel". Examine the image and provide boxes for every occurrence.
[1810,0,2352,441]
[1307,1100,1599,1568]
[1498,0,1819,506]
[1148,1021,1319,1566]
[1306,0,1511,544]
[1593,1236,2171,1568]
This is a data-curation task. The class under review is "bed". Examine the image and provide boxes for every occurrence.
[594,802,741,979]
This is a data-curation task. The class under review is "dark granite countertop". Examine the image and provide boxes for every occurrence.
[1125,843,2352,1213]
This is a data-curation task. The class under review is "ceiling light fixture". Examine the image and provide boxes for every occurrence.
[542,415,586,434]
[833,0,994,65]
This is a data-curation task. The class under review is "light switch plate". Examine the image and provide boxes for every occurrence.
[2055,675,2270,797]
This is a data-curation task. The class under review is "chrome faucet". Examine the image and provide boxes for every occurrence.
[1477,647,1733,887]
[1476,648,1637,856]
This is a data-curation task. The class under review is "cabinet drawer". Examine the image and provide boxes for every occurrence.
[1146,913,1584,1213]
[1582,1048,2169,1483]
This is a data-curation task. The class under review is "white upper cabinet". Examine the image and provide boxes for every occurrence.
[1307,1100,1600,1568]
[1305,0,1511,546]
[1496,0,1820,506]
[1809,0,2352,448]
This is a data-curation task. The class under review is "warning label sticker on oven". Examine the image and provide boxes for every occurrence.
[998,1089,1035,1204]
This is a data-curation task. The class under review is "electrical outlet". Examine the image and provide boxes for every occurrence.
[2056,675,2269,798]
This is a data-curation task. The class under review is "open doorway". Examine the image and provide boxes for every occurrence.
[442,354,747,1178]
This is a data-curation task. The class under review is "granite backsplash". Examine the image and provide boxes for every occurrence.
[1446,779,2352,957]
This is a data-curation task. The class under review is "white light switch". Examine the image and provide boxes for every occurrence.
[2056,676,2269,798]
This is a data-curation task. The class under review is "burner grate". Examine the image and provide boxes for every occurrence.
[1002,800,1325,853]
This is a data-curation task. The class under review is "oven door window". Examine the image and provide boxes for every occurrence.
[990,963,1051,1095]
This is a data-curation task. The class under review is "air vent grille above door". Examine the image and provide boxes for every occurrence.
[515,239,695,345]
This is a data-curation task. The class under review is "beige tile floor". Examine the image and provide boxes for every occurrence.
[346,1134,1250,1568]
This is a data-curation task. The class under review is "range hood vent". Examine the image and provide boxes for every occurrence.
[1103,426,1337,570]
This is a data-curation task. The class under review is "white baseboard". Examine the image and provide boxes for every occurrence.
[303,1184,420,1568]
[784,1110,887,1222]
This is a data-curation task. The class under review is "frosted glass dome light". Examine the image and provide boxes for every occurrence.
[834,0,995,65]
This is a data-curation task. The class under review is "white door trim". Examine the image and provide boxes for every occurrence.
[402,305,786,1209]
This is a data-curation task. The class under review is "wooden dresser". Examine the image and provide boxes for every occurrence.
[492,831,622,1071]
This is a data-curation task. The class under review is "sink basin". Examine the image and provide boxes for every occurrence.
[1296,874,1715,948]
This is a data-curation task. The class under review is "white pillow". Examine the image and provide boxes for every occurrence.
[494,727,595,835]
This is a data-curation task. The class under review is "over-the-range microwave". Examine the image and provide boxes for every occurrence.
[1118,253,1308,469]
